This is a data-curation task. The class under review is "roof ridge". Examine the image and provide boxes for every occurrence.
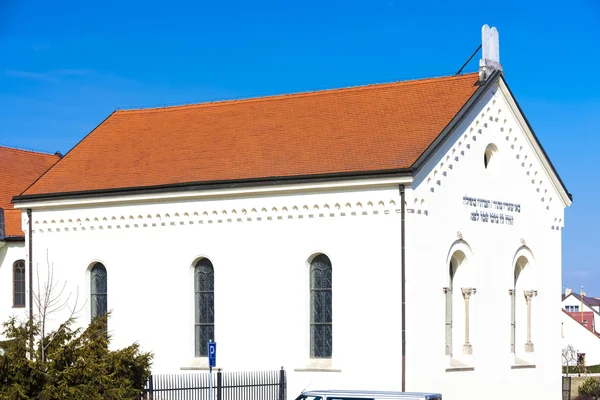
[115,72,479,114]
[0,144,60,158]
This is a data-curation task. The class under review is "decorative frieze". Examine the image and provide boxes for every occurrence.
[31,198,401,235]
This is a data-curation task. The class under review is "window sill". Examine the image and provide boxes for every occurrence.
[180,366,213,371]
[510,364,536,369]
[445,357,474,372]
[294,367,342,373]
[512,354,535,368]
[181,357,211,371]
[295,358,339,372]
[445,366,475,372]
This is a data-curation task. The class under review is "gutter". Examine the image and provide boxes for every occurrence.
[13,169,413,204]
[27,208,33,359]
[399,184,407,391]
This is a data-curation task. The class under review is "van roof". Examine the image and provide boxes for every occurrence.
[301,390,441,398]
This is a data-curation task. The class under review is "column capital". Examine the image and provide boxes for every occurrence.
[524,290,538,300]
[443,287,451,294]
[461,287,476,299]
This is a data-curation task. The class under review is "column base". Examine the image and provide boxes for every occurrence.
[463,344,473,355]
[525,342,534,353]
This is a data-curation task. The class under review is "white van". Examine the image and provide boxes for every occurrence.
[296,390,442,400]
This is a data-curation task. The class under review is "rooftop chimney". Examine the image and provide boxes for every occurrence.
[565,287,572,296]
[479,24,503,82]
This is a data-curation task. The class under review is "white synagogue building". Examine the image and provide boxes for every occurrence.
[9,26,572,400]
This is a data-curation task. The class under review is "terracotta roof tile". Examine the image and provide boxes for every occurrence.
[0,146,60,208]
[3,209,24,237]
[23,73,480,196]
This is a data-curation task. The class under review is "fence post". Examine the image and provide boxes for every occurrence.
[217,368,222,400]
[562,376,571,400]
[147,375,154,400]
[279,367,286,400]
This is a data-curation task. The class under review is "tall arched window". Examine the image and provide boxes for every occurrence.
[13,260,25,308]
[444,258,457,355]
[90,263,107,321]
[445,247,475,357]
[512,254,536,354]
[310,254,332,358]
[195,258,214,357]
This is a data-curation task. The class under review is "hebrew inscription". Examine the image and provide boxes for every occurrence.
[463,196,521,226]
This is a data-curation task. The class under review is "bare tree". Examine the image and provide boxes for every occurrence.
[563,344,578,376]
[32,252,85,362]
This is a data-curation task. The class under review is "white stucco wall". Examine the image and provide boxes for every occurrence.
[405,80,567,400]
[0,241,29,338]
[561,312,600,366]
[17,184,407,397]
[11,77,570,400]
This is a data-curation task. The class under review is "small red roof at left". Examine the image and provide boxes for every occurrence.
[0,146,60,237]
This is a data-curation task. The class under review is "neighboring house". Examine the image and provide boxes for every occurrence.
[561,289,600,365]
[10,27,572,400]
[562,290,600,333]
[0,146,60,334]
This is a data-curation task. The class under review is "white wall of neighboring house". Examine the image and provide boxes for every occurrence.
[0,241,29,339]
[11,79,569,400]
[562,311,600,366]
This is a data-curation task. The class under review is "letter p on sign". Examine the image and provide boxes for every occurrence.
[208,342,217,368]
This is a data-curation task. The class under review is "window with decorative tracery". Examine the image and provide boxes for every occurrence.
[310,254,332,358]
[13,260,25,308]
[90,263,107,321]
[195,258,214,357]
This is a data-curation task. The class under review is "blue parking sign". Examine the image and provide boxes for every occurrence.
[208,342,217,368]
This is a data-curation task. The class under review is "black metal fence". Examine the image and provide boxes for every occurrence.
[562,376,571,400]
[142,368,286,400]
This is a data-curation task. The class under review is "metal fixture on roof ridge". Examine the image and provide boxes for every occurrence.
[479,24,502,82]
[455,24,502,79]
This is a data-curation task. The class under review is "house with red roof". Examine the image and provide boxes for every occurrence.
[561,288,600,366]
[0,146,60,327]
[9,26,572,400]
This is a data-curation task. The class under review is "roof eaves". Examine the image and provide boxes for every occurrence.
[563,293,600,317]
[1,236,24,242]
[562,309,600,339]
[13,168,414,204]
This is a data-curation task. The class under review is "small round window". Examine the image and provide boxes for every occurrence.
[484,144,498,169]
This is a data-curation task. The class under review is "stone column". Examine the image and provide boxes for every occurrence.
[509,289,515,353]
[524,290,538,353]
[462,288,476,354]
[443,287,452,356]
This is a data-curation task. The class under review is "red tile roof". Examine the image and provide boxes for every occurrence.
[0,146,60,238]
[23,73,480,197]
[3,209,24,237]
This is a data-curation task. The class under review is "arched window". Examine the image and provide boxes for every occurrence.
[445,246,475,358]
[90,263,107,321]
[444,258,458,355]
[195,258,214,357]
[484,143,498,169]
[512,254,536,354]
[310,254,332,358]
[13,260,25,308]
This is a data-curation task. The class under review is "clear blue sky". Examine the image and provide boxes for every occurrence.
[1,1,598,294]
